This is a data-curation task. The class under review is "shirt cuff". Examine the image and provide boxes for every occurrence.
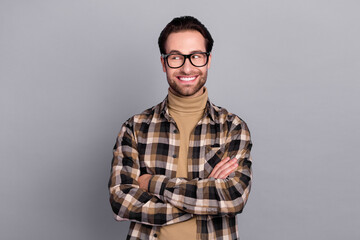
[148,175,169,197]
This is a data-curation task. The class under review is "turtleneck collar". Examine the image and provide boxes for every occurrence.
[167,87,208,113]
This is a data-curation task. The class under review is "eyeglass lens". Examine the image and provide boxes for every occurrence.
[167,53,208,68]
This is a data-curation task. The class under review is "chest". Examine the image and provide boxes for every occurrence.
[136,120,228,179]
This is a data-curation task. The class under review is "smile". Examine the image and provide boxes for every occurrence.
[177,76,197,82]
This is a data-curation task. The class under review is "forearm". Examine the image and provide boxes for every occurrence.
[109,180,193,226]
[109,123,193,226]
[147,157,252,216]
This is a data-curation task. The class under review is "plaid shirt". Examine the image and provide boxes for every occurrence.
[108,96,252,240]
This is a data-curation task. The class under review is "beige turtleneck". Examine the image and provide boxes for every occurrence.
[159,88,208,240]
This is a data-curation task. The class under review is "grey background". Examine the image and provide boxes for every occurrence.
[1,0,359,239]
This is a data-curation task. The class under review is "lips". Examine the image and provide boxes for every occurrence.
[177,75,198,82]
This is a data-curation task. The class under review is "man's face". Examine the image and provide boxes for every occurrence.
[161,30,211,97]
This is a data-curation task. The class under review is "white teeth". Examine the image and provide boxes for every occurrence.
[179,76,196,81]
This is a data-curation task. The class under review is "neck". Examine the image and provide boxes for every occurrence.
[167,87,208,113]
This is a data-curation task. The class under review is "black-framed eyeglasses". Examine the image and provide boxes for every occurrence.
[161,52,210,69]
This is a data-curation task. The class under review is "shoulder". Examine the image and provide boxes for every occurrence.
[210,102,248,126]
[210,102,250,135]
[210,103,252,145]
[123,101,163,129]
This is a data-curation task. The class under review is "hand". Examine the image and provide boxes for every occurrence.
[138,174,152,191]
[208,157,238,179]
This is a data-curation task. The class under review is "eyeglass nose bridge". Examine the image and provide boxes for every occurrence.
[181,54,194,67]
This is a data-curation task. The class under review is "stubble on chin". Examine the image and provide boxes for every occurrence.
[167,71,208,97]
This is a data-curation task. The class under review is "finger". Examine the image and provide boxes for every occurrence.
[138,174,151,190]
[212,158,237,178]
[212,158,235,178]
[209,157,230,178]
[214,162,237,179]
[217,162,238,179]
[217,163,238,179]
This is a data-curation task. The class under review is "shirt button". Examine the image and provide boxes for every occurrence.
[173,154,177,158]
[154,233,158,238]
[173,129,178,133]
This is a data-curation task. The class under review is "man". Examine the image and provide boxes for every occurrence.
[109,16,252,240]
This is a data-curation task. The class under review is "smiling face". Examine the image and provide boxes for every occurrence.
[161,30,211,97]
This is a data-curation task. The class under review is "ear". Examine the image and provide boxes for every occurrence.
[161,56,166,72]
[207,53,212,70]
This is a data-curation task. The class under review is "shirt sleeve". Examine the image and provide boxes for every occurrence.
[108,121,193,226]
[147,119,252,216]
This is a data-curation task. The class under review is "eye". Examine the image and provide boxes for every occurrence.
[169,55,182,60]
[191,53,204,59]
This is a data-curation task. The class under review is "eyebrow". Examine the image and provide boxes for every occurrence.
[168,50,206,54]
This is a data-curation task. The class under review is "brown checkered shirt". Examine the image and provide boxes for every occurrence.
[108,96,252,240]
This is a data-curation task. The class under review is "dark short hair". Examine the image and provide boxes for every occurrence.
[158,16,214,54]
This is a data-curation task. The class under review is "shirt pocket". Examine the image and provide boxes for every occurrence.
[205,144,226,160]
